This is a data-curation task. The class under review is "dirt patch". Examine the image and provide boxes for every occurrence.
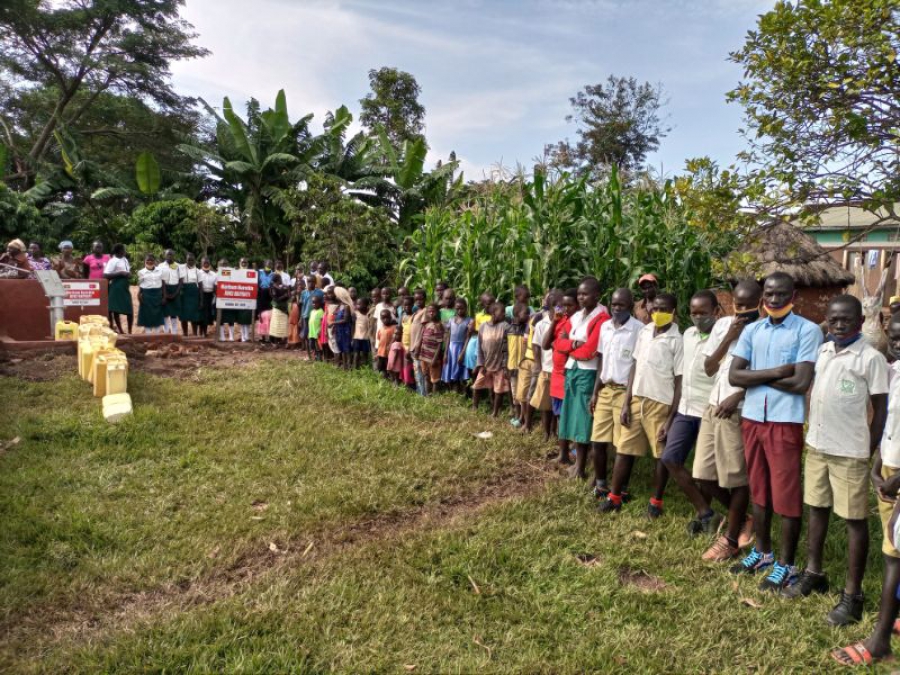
[4,461,558,656]
[618,567,667,593]
[0,342,310,382]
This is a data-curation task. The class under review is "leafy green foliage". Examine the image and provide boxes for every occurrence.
[0,180,49,244]
[120,198,236,260]
[400,167,732,315]
[547,76,670,178]
[359,67,426,148]
[729,0,900,214]
[135,152,161,195]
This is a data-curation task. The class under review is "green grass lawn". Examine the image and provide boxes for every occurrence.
[0,355,896,673]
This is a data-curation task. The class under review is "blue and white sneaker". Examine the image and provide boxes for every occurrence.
[729,547,774,576]
[759,562,799,592]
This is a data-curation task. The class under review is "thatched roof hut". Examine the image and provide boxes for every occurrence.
[724,220,854,323]
[734,220,855,287]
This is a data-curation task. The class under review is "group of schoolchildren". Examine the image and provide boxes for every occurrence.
[128,250,900,664]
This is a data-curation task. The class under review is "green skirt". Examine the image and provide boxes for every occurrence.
[559,368,597,444]
[138,287,165,328]
[181,282,201,322]
[164,284,182,318]
[235,309,253,326]
[108,277,133,315]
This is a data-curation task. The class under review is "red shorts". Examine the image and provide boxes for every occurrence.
[741,419,804,518]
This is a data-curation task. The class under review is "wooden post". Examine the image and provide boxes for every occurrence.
[216,308,222,343]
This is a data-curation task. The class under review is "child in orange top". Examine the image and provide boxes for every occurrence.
[376,309,396,377]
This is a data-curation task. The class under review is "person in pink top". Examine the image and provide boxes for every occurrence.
[82,240,110,280]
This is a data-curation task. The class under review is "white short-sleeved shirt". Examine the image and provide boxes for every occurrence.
[632,322,683,406]
[533,317,553,373]
[103,256,130,275]
[807,339,889,458]
[159,262,181,285]
[564,305,607,370]
[598,316,642,386]
[704,316,747,407]
[180,264,201,284]
[882,363,900,468]
[138,267,164,289]
[678,327,715,417]
[198,269,217,292]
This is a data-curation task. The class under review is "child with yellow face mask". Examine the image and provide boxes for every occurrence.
[599,292,683,517]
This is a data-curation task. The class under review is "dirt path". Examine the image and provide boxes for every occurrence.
[5,458,560,660]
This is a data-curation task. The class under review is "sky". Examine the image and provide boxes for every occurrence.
[171,0,775,181]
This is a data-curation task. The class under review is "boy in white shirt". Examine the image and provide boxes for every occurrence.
[833,316,900,664]
[784,296,888,627]
[589,288,642,498]
[599,293,683,517]
[660,291,719,524]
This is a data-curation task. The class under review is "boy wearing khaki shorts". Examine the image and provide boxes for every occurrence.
[782,296,888,629]
[589,288,642,499]
[599,293,682,516]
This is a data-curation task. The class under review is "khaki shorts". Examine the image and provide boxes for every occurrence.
[590,385,626,445]
[617,396,671,459]
[878,464,900,558]
[473,368,511,394]
[530,371,552,412]
[804,447,870,521]
[692,406,748,489]
[516,359,536,404]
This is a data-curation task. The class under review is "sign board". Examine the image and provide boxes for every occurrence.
[215,268,258,310]
[62,280,102,306]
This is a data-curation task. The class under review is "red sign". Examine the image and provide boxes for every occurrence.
[215,268,258,310]
[62,280,102,306]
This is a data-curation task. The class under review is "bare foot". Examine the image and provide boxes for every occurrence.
[567,464,587,480]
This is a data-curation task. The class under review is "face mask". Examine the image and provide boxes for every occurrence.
[827,331,862,348]
[692,316,716,334]
[735,308,760,323]
[764,302,793,319]
[652,311,674,328]
[612,310,631,325]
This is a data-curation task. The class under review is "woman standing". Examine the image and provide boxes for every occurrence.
[197,257,217,338]
[82,241,109,280]
[159,249,182,335]
[26,242,52,273]
[103,244,133,334]
[52,241,82,279]
[137,254,165,334]
[179,253,203,336]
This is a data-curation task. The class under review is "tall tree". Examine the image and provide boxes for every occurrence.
[0,0,208,184]
[359,67,426,148]
[547,76,669,177]
[728,0,900,216]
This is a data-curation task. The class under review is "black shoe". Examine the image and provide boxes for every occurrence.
[597,497,621,513]
[646,502,663,519]
[827,591,864,626]
[780,569,828,599]
[687,512,724,538]
[621,488,633,504]
[592,480,610,500]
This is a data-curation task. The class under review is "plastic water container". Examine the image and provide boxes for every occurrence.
[92,351,127,397]
[105,360,128,396]
[80,315,109,326]
[102,393,132,423]
[55,320,78,341]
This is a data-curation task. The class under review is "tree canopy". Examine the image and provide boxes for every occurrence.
[359,67,426,148]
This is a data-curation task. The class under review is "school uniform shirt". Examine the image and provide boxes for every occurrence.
[533,316,554,373]
[598,315,642,385]
[632,322,683,406]
[159,263,181,286]
[198,269,217,292]
[677,327,715,417]
[733,312,823,424]
[703,316,746,408]
[138,267,164,289]
[563,305,608,370]
[179,265,201,284]
[806,339,889,459]
[103,256,130,275]
[881,362,900,468]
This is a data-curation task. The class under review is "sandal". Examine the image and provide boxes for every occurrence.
[831,642,893,666]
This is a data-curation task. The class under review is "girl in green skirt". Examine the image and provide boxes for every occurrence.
[104,243,133,334]
[160,249,182,335]
[216,258,236,341]
[235,257,253,342]
[179,252,203,336]
[198,257,217,338]
[137,254,165,334]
